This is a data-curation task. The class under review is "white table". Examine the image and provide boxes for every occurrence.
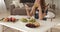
[0,16,59,32]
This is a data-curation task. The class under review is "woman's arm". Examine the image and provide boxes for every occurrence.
[25,0,39,16]
[30,6,35,16]
[25,4,30,16]
[38,4,44,20]
[25,4,35,17]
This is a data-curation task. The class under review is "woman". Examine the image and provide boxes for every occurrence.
[25,0,48,20]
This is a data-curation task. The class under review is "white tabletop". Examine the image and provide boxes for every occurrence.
[0,15,59,32]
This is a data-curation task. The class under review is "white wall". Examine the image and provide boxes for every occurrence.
[45,0,60,15]
[0,0,7,13]
[0,0,7,31]
[45,0,51,4]
[4,0,19,9]
[53,0,60,15]
[4,0,13,9]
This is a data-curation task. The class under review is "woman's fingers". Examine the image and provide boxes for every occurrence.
[43,13,46,16]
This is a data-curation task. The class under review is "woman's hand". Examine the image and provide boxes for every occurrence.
[43,13,46,16]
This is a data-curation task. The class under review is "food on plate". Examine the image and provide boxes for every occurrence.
[33,22,40,27]
[3,18,9,22]
[3,17,17,22]
[26,23,36,28]
[28,18,36,23]
[20,17,36,23]
[20,17,36,22]
[26,22,40,28]
[9,17,16,22]
[20,18,28,22]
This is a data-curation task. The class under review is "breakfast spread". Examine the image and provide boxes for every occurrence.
[0,17,40,28]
